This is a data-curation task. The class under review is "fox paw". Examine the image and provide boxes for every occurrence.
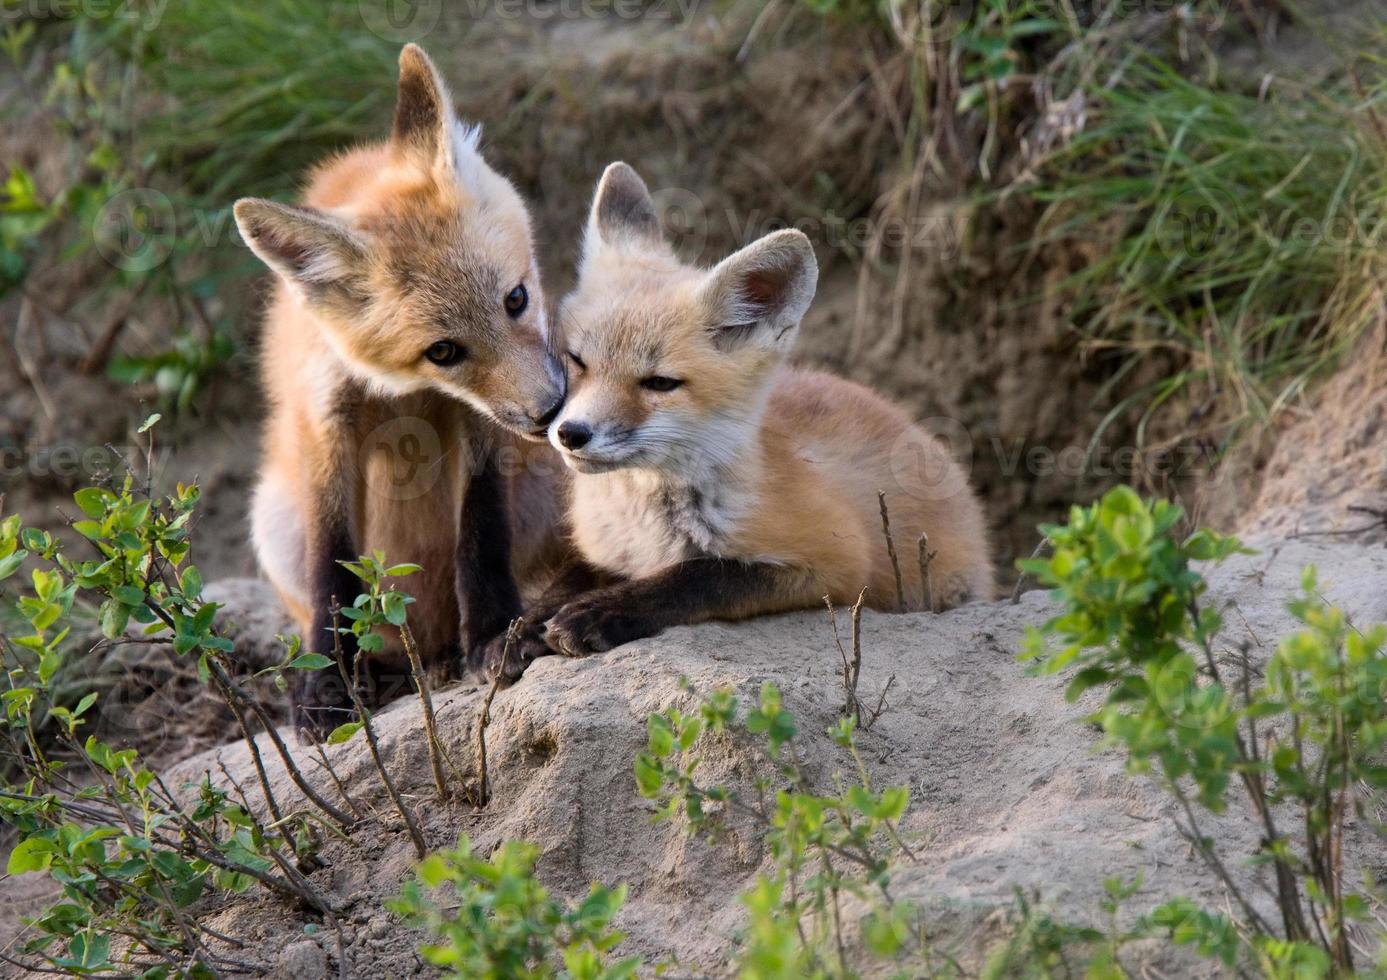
[543,598,643,657]
[472,624,550,686]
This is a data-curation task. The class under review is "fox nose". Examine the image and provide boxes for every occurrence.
[556,421,592,451]
[531,398,563,430]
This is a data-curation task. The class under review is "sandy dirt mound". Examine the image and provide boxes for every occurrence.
[1218,322,1387,545]
[130,538,1387,977]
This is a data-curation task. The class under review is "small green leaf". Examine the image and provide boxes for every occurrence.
[326,721,363,745]
[286,653,334,671]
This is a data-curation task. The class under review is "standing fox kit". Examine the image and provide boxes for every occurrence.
[235,45,564,732]
[488,163,993,673]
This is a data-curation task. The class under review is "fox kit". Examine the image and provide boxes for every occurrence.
[234,45,565,732]
[483,163,992,674]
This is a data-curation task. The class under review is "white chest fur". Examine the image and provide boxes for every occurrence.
[570,466,751,579]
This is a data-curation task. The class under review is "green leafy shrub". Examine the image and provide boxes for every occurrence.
[0,422,348,974]
[1022,485,1387,975]
[390,836,639,980]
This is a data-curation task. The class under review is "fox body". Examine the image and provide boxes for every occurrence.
[236,45,565,730]
[482,163,993,673]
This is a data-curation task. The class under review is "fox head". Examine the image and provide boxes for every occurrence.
[551,162,818,474]
[233,44,563,440]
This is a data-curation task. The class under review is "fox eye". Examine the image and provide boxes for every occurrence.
[424,341,466,366]
[640,376,683,393]
[568,351,586,371]
[504,283,528,318]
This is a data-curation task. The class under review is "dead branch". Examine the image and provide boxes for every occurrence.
[1010,537,1052,604]
[916,532,936,613]
[471,620,518,808]
[826,589,870,725]
[863,675,896,731]
[401,623,451,802]
[877,491,906,612]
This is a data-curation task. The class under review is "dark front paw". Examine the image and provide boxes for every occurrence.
[543,596,645,657]
[471,623,551,686]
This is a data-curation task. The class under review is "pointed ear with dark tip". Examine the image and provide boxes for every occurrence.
[698,229,818,351]
[233,198,368,302]
[391,43,456,169]
[587,162,662,247]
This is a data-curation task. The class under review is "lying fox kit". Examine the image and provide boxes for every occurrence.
[507,163,992,665]
[235,45,565,733]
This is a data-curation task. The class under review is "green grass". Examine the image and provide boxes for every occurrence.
[66,0,396,201]
[1023,53,1387,450]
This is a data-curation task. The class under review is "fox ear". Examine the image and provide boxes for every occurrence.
[699,229,817,351]
[391,43,458,171]
[234,198,368,304]
[587,162,661,248]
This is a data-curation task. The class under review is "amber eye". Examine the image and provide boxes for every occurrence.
[504,283,528,318]
[424,341,466,366]
[568,351,586,371]
[640,376,683,393]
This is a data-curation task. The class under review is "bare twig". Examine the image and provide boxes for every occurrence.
[309,741,362,821]
[131,589,353,829]
[916,532,936,613]
[863,675,896,731]
[401,623,451,802]
[332,601,426,858]
[472,620,518,808]
[207,667,285,825]
[826,590,869,724]
[1010,537,1051,604]
[217,760,350,980]
[204,654,354,829]
[877,491,906,612]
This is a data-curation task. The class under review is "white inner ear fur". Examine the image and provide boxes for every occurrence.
[448,119,485,192]
[233,201,367,295]
[698,229,819,346]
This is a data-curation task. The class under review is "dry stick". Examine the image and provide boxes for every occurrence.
[217,760,350,980]
[1010,537,1051,604]
[848,589,865,714]
[863,675,896,731]
[400,623,451,802]
[204,655,354,829]
[473,621,518,808]
[876,491,906,612]
[207,668,285,825]
[331,601,426,858]
[825,596,859,724]
[309,741,363,821]
[916,532,936,613]
[135,593,354,829]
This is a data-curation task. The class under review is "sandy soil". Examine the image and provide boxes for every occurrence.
[35,537,1357,977]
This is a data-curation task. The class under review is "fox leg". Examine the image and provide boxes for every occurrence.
[455,445,523,667]
[543,557,818,658]
[296,476,366,739]
[472,556,611,683]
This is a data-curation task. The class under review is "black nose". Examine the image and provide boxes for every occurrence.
[531,398,563,429]
[556,421,592,451]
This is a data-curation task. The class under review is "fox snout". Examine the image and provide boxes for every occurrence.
[555,420,592,450]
